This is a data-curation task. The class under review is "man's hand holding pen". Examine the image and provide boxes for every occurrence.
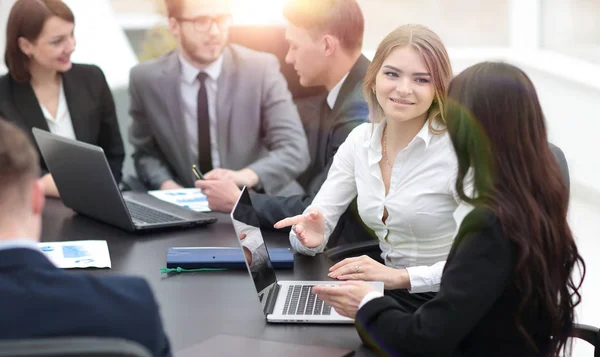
[193,166,259,213]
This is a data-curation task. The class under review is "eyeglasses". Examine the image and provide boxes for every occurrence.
[177,14,232,32]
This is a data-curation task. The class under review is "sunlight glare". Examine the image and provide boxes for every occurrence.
[230,0,287,25]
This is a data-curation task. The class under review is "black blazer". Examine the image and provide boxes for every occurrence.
[356,208,552,357]
[0,64,125,183]
[0,248,171,357]
[250,55,370,241]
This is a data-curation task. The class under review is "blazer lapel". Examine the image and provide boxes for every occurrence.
[9,79,49,133]
[331,54,370,118]
[61,69,90,141]
[215,46,237,166]
[160,52,192,167]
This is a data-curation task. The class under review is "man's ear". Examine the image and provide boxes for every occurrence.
[31,179,45,216]
[168,17,180,37]
[322,35,338,57]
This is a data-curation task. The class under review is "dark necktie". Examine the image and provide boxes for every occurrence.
[197,72,213,173]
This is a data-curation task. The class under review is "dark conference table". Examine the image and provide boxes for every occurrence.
[41,198,377,356]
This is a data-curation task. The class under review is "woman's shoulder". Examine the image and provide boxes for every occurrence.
[65,63,106,81]
[348,122,379,143]
[455,206,503,243]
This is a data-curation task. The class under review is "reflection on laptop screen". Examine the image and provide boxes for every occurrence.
[231,187,278,312]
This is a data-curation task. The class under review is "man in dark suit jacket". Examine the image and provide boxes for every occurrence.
[0,118,171,357]
[197,0,373,246]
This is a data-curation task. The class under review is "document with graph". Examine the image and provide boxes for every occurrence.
[148,188,211,212]
[37,240,111,269]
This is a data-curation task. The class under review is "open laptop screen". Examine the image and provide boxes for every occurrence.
[231,187,278,312]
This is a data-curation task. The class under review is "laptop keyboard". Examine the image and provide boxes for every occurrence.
[282,285,333,315]
[125,201,185,224]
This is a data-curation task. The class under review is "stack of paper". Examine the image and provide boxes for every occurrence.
[148,188,211,212]
[38,240,111,269]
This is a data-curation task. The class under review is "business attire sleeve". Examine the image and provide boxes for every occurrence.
[92,66,125,183]
[128,68,175,189]
[289,125,363,255]
[355,212,514,356]
[306,107,367,196]
[251,99,367,228]
[245,55,309,194]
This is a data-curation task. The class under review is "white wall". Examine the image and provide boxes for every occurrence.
[0,0,14,74]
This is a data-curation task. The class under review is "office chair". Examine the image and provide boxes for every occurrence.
[325,143,571,262]
[571,323,599,357]
[0,337,152,357]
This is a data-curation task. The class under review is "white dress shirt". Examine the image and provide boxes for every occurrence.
[179,54,224,170]
[290,121,472,293]
[40,80,76,140]
[326,73,349,109]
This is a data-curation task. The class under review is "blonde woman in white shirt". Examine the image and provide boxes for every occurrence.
[275,24,466,311]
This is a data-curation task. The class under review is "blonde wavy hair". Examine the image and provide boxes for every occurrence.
[363,24,452,134]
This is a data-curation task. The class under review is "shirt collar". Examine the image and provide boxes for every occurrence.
[326,72,350,109]
[179,53,224,84]
[414,119,433,150]
[364,119,434,151]
[0,239,41,252]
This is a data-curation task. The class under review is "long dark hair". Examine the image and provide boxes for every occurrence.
[446,62,585,356]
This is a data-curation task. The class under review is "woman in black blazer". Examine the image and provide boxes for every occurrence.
[0,0,124,197]
[314,62,586,356]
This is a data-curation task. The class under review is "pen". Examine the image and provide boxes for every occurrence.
[192,165,205,180]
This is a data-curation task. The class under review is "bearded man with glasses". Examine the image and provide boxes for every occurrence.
[128,0,309,197]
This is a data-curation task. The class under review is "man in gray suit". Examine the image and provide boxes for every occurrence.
[128,0,309,194]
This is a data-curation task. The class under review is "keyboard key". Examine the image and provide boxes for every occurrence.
[296,286,310,315]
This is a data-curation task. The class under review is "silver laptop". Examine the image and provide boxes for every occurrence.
[231,186,384,324]
[33,128,217,232]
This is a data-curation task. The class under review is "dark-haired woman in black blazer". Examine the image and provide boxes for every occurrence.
[313,61,586,357]
[0,0,124,197]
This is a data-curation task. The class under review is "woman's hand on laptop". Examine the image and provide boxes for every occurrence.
[312,281,375,319]
[274,209,325,248]
[328,255,411,290]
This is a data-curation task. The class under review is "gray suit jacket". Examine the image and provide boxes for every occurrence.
[128,45,309,192]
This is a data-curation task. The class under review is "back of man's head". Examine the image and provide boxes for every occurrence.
[0,118,39,220]
[283,0,364,53]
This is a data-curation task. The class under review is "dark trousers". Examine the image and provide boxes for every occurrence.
[385,288,437,313]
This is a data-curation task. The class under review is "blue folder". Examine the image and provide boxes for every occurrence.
[166,247,294,269]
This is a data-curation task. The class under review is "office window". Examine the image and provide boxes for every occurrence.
[357,0,510,50]
[542,0,600,64]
